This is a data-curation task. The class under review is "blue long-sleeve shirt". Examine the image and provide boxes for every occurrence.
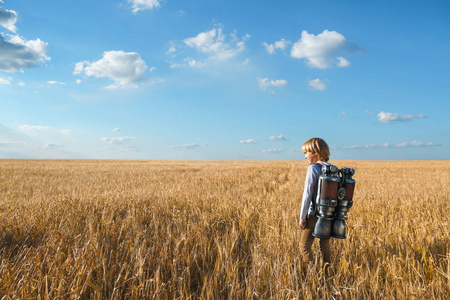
[299,161,330,220]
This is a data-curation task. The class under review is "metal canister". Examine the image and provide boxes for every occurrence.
[312,165,339,239]
[331,168,355,239]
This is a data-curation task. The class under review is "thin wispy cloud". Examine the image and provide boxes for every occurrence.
[394,141,440,148]
[18,124,73,136]
[377,112,426,124]
[241,58,250,65]
[101,137,136,144]
[0,141,26,147]
[170,63,182,69]
[171,27,249,68]
[183,27,250,61]
[262,148,285,153]
[47,81,66,85]
[166,44,177,56]
[263,38,291,54]
[60,130,74,136]
[127,0,160,13]
[170,143,200,149]
[262,42,275,55]
[240,139,257,144]
[257,77,288,92]
[267,135,286,141]
[19,124,52,131]
[345,140,440,149]
[307,78,327,91]
[337,56,351,67]
[42,143,64,150]
[0,77,11,85]
[102,145,137,152]
[185,58,208,68]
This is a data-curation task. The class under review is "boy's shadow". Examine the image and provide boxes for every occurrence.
[0,224,46,257]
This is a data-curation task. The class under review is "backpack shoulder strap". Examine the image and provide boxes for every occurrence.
[311,162,323,215]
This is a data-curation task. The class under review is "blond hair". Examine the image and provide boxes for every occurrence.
[301,137,330,162]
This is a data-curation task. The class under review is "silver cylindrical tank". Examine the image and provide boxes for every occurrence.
[331,168,355,239]
[312,165,339,239]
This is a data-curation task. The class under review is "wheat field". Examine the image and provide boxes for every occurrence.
[0,159,448,299]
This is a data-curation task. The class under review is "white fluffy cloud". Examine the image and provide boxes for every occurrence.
[128,0,160,13]
[291,30,350,69]
[74,51,148,88]
[0,6,17,32]
[267,135,286,141]
[257,77,288,91]
[308,78,327,91]
[240,139,257,144]
[0,34,50,72]
[184,28,249,61]
[101,137,136,144]
[377,112,426,124]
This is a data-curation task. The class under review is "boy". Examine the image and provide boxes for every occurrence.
[299,137,332,269]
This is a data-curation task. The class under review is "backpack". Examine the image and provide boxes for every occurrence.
[312,163,355,239]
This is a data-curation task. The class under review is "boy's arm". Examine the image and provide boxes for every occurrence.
[299,164,321,221]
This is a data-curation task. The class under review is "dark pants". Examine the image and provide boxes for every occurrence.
[300,214,331,264]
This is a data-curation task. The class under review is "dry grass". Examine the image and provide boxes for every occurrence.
[0,159,449,299]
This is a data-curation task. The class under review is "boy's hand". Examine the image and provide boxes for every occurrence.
[299,218,307,230]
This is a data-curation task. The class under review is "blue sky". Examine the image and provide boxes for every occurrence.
[1,0,449,160]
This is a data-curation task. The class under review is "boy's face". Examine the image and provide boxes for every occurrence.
[304,151,319,165]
